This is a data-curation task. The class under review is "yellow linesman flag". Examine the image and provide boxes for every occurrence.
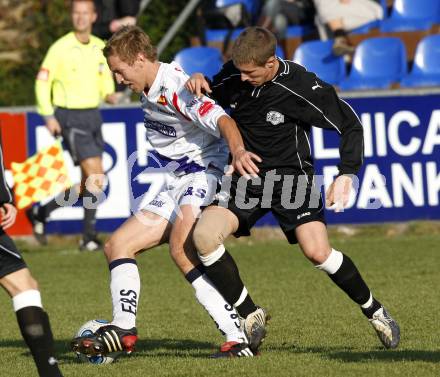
[11,140,72,209]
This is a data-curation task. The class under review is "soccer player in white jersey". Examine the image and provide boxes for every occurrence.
[71,25,263,358]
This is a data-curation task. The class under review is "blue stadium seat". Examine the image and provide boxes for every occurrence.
[276,45,285,59]
[380,0,440,32]
[380,0,389,17]
[205,0,261,44]
[438,2,440,23]
[205,30,283,58]
[285,24,316,39]
[216,0,261,20]
[293,40,345,85]
[350,20,380,35]
[205,28,244,45]
[339,37,407,91]
[400,35,440,88]
[174,47,224,80]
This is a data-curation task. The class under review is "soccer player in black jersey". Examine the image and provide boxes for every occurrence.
[0,139,63,376]
[187,26,400,349]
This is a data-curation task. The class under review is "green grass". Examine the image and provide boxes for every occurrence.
[0,225,439,377]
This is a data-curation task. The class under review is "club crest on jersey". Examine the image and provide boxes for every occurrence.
[266,111,285,125]
[157,95,167,106]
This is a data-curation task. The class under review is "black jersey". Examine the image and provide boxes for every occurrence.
[210,59,364,175]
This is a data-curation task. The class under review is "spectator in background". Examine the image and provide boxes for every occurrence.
[92,0,140,41]
[195,0,252,58]
[92,0,141,95]
[31,0,117,251]
[313,0,383,56]
[258,0,315,39]
[0,138,63,377]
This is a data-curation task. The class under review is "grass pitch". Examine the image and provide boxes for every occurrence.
[0,223,439,377]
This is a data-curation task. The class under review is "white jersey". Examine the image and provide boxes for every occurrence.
[140,61,228,174]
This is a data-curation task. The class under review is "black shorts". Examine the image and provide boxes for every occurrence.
[55,107,104,165]
[216,169,326,244]
[0,231,27,279]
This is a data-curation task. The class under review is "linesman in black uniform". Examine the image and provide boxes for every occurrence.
[0,139,63,376]
[187,26,400,349]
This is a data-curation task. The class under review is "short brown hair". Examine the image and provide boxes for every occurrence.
[232,27,277,67]
[103,25,157,65]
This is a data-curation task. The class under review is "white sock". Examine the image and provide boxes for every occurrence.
[109,259,140,330]
[192,274,246,343]
[12,289,42,311]
[316,249,343,274]
[198,244,226,267]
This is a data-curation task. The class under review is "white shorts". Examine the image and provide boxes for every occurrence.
[142,169,221,223]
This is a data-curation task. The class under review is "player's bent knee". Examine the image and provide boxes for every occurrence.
[193,222,225,256]
[103,240,113,260]
[27,276,38,291]
[18,276,39,294]
[304,247,331,265]
[104,237,135,261]
[1,269,39,297]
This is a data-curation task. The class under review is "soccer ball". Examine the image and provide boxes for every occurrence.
[74,319,121,364]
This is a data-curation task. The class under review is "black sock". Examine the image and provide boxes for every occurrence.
[38,188,75,220]
[237,295,258,319]
[83,207,97,239]
[81,189,99,239]
[184,264,205,284]
[328,254,371,306]
[204,249,257,318]
[16,306,63,377]
[361,298,382,319]
[333,28,347,38]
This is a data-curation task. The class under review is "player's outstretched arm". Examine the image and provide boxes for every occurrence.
[185,73,212,98]
[325,174,353,213]
[217,115,261,179]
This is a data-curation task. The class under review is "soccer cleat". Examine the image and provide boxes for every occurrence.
[369,306,400,349]
[210,341,255,358]
[243,307,270,353]
[25,206,47,245]
[79,236,103,252]
[71,325,138,356]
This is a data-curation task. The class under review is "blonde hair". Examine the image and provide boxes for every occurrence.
[232,27,277,67]
[103,25,157,65]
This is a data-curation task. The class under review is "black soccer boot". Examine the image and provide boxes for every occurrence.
[71,325,138,356]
